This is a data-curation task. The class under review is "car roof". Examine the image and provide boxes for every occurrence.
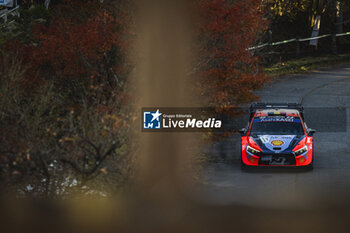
[255,108,300,117]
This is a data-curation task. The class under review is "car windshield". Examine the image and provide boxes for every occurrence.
[250,120,305,135]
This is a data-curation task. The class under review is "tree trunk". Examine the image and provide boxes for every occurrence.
[45,0,50,9]
[336,0,343,34]
[331,0,338,54]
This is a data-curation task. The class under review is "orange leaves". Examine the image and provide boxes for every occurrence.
[196,0,269,108]
[8,0,130,95]
[31,9,120,79]
[100,168,108,175]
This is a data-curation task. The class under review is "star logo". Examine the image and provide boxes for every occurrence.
[150,109,162,123]
[143,109,162,129]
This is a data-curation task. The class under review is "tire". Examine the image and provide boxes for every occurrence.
[307,144,314,170]
[306,155,314,170]
[303,149,314,170]
[304,161,313,170]
[240,157,248,170]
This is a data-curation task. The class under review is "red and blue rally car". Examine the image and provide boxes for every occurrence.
[240,103,315,169]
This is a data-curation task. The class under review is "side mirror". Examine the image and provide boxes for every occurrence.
[308,128,316,136]
[239,128,247,136]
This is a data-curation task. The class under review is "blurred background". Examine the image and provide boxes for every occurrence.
[1,0,350,232]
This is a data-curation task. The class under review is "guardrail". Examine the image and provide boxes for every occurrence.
[247,31,350,53]
[0,5,19,23]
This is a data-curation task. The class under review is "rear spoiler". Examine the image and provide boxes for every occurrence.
[249,102,304,120]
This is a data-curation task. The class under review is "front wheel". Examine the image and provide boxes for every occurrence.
[307,144,314,170]
[306,156,313,170]
[240,157,248,170]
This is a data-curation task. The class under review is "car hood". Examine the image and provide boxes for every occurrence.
[251,135,305,154]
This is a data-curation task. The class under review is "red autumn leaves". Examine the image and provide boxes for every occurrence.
[8,0,267,107]
[196,0,268,108]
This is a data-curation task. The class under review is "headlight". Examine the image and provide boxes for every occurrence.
[294,145,308,156]
[247,145,261,154]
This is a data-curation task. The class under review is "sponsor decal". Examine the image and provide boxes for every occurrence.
[258,135,296,153]
[254,116,301,123]
[271,140,284,146]
[260,136,270,143]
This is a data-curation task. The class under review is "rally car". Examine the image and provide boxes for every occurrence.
[239,103,315,169]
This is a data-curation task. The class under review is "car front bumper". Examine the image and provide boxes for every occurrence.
[242,150,313,167]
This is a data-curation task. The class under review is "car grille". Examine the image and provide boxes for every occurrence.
[258,153,296,165]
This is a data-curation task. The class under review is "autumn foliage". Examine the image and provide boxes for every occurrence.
[32,11,118,78]
[0,0,133,196]
[196,0,268,108]
[0,0,269,195]
[9,0,130,97]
